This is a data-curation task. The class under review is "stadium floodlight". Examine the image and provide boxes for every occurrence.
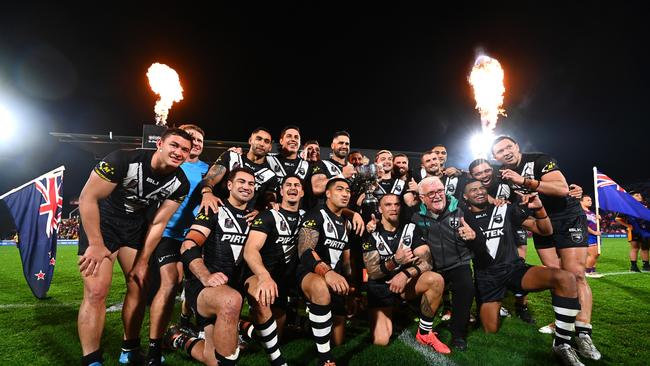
[469,131,495,159]
[0,104,17,142]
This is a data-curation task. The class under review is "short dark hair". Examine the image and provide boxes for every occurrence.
[463,179,483,193]
[393,153,408,160]
[420,149,435,161]
[332,131,350,140]
[178,124,205,137]
[491,135,517,151]
[431,144,446,150]
[303,140,320,146]
[581,194,592,200]
[349,150,362,156]
[281,174,304,186]
[251,127,273,137]
[325,177,350,191]
[161,127,193,144]
[279,125,301,140]
[227,167,255,182]
[468,158,491,173]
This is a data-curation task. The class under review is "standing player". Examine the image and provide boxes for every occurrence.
[492,136,601,361]
[362,194,449,353]
[297,178,355,366]
[77,128,191,366]
[310,131,356,202]
[348,150,364,168]
[301,140,321,163]
[266,126,311,185]
[168,168,256,366]
[462,180,585,366]
[147,124,208,365]
[580,195,603,278]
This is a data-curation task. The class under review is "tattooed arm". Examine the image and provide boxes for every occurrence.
[298,227,331,275]
[198,164,227,215]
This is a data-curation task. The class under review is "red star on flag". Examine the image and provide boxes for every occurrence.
[35,271,46,280]
[50,258,56,266]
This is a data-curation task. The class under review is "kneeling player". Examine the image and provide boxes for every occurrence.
[297,178,355,366]
[462,180,585,366]
[169,168,256,366]
[242,175,306,366]
[362,194,449,353]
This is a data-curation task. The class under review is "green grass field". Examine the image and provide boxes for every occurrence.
[1,238,649,365]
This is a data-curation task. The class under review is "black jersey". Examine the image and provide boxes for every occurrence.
[361,223,424,280]
[507,153,582,219]
[266,154,310,185]
[311,158,347,180]
[299,205,351,273]
[250,208,304,275]
[374,177,407,200]
[94,149,189,219]
[191,201,251,278]
[413,173,467,202]
[486,180,511,201]
[464,203,528,270]
[213,151,278,207]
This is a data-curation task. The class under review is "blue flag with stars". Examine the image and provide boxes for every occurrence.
[0,167,64,299]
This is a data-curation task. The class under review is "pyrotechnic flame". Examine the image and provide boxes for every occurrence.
[147,63,183,126]
[468,55,506,134]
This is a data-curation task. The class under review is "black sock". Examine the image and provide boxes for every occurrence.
[254,317,287,366]
[308,303,333,364]
[643,261,649,267]
[147,338,162,360]
[631,261,638,267]
[418,315,434,335]
[81,349,103,366]
[121,338,140,352]
[575,321,593,336]
[179,312,192,327]
[551,295,580,346]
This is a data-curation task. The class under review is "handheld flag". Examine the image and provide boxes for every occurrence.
[0,166,64,299]
[595,170,650,221]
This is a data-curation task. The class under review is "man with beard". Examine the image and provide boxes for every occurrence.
[492,135,601,361]
[462,180,585,366]
[297,178,355,366]
[310,131,356,205]
[167,168,255,366]
[77,128,191,366]
[266,126,311,185]
[418,150,468,204]
[362,194,449,353]
[348,150,364,168]
[199,127,278,215]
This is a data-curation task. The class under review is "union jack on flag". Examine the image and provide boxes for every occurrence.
[596,172,626,192]
[0,166,65,298]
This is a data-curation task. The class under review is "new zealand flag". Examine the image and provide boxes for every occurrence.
[0,167,64,299]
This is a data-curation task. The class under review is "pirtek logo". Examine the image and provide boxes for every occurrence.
[483,228,504,238]
[275,237,294,244]
[222,234,247,244]
[324,239,346,249]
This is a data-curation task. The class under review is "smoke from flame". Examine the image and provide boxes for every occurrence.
[468,55,506,133]
[147,63,184,126]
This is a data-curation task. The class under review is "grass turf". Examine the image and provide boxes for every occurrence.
[0,238,649,365]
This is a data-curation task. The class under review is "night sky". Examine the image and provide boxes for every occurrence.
[0,5,648,211]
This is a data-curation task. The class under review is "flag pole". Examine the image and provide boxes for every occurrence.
[0,166,65,200]
[593,166,601,255]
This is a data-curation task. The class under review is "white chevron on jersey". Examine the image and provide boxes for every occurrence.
[320,209,348,268]
[218,206,249,264]
[371,232,393,256]
[445,176,459,195]
[266,155,286,176]
[391,179,405,194]
[399,223,416,248]
[226,151,244,170]
[322,160,342,176]
[495,183,511,200]
[270,209,302,263]
[485,204,508,259]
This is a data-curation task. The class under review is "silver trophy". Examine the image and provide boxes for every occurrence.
[355,164,379,215]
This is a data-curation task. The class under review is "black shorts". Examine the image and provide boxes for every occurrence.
[243,264,298,311]
[631,234,650,249]
[475,258,532,303]
[154,237,182,267]
[366,279,402,309]
[78,215,146,255]
[297,270,347,316]
[532,214,588,250]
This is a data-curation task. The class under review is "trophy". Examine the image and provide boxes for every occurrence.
[355,164,380,220]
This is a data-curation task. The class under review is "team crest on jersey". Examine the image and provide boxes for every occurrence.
[225,218,234,229]
[403,235,412,246]
[304,219,317,228]
[542,161,557,173]
[233,162,241,169]
[494,214,503,224]
[377,243,385,251]
[362,241,372,251]
[298,167,306,176]
[449,216,460,229]
[280,220,288,231]
[327,222,335,233]
[330,166,337,173]
[395,185,402,193]
[569,227,583,243]
[196,212,210,222]
[252,218,264,226]
[274,165,281,172]
[446,185,456,194]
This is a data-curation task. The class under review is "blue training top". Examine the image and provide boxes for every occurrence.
[163,160,210,241]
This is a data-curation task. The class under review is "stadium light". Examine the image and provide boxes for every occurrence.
[469,131,495,159]
[0,105,17,142]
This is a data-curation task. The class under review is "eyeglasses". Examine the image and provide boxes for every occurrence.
[421,189,445,199]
